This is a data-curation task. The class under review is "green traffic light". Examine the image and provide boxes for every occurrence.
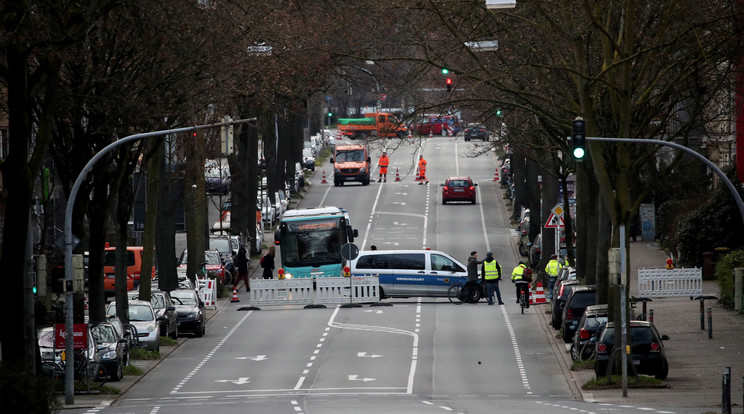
[32,286,37,295]
[573,147,585,159]
[441,68,449,74]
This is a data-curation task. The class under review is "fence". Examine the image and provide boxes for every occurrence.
[638,268,703,297]
[247,276,380,309]
[197,278,217,309]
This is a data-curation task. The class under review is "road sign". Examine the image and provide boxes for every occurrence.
[551,204,565,217]
[544,213,565,228]
[341,243,359,261]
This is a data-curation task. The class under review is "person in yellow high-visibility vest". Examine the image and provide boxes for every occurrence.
[511,261,531,308]
[481,252,503,305]
[545,254,560,300]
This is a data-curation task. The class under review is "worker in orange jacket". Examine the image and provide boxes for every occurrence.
[418,155,428,185]
[378,151,390,183]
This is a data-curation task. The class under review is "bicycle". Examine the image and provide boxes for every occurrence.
[448,279,482,304]
[515,281,529,313]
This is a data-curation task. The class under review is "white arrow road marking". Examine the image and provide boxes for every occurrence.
[394,193,409,196]
[215,377,251,385]
[235,355,268,361]
[357,352,383,358]
[362,310,383,314]
[348,375,375,382]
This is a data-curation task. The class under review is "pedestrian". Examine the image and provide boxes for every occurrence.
[545,254,560,300]
[235,244,250,292]
[378,151,390,183]
[511,261,531,308]
[481,252,504,305]
[417,155,428,185]
[465,251,483,303]
[261,246,276,279]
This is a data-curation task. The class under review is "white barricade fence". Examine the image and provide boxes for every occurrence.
[314,276,380,305]
[249,278,315,306]
[198,278,217,309]
[247,276,380,308]
[638,268,702,297]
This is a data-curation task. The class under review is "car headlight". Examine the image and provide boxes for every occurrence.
[146,323,157,333]
[187,311,199,319]
[334,167,341,174]
[101,350,118,360]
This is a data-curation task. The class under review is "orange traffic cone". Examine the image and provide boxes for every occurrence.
[415,167,420,181]
[428,130,433,138]
[395,168,401,182]
[534,282,547,304]
[493,169,499,182]
[231,285,240,303]
[321,170,328,184]
[407,130,412,138]
[529,285,534,305]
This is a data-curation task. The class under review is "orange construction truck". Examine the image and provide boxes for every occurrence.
[337,112,407,140]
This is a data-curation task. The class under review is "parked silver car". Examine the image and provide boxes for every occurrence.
[106,300,161,352]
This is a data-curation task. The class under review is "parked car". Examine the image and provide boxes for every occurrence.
[128,290,178,339]
[276,189,289,215]
[463,124,489,141]
[205,158,230,194]
[170,289,206,337]
[38,325,107,383]
[562,285,597,342]
[594,321,670,380]
[570,304,609,360]
[209,234,239,277]
[106,300,161,352]
[441,177,478,204]
[302,147,316,171]
[90,321,129,381]
[178,249,229,284]
[551,279,579,329]
[555,266,577,293]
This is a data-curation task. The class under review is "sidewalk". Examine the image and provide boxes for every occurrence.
[498,182,744,411]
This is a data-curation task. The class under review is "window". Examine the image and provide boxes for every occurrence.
[430,254,462,272]
[104,250,135,266]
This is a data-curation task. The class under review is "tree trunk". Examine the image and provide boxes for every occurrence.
[138,140,162,301]
[156,153,180,292]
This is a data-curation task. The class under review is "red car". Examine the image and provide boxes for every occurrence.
[441,177,478,204]
[177,249,229,284]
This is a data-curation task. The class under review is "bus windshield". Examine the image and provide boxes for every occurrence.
[280,217,345,268]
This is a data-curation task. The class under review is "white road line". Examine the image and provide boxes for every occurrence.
[326,305,419,394]
[500,305,531,393]
[170,311,253,394]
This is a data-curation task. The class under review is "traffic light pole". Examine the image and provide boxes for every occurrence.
[586,137,744,226]
[62,118,255,404]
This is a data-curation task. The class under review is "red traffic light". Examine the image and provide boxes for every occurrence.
[446,78,452,92]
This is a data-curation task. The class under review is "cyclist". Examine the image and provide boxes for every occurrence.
[511,261,531,308]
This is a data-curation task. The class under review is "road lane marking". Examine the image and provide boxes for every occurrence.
[170,310,253,394]
[500,304,531,394]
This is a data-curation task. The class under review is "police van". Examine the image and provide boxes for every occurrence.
[349,250,468,298]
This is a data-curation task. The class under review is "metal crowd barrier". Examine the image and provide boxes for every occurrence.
[638,268,703,297]
[247,276,380,309]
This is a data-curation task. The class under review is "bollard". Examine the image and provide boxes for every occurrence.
[708,307,713,339]
[649,309,654,325]
[722,366,731,414]
[700,298,705,330]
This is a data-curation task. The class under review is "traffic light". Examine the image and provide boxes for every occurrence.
[496,109,502,117]
[446,78,452,92]
[441,68,449,74]
[572,118,586,160]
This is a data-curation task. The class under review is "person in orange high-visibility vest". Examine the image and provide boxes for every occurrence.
[418,155,428,185]
[378,151,390,182]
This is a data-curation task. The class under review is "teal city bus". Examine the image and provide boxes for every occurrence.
[274,207,358,278]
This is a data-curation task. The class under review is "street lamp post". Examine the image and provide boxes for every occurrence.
[62,118,255,404]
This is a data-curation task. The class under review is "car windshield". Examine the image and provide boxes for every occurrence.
[335,150,364,162]
[171,291,198,305]
[38,328,55,348]
[128,305,155,322]
[209,238,231,254]
[601,325,655,345]
[205,251,221,265]
[448,180,469,187]
[585,315,608,329]
[569,291,596,308]
[91,324,117,344]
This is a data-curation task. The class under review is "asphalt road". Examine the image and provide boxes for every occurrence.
[72,137,705,414]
